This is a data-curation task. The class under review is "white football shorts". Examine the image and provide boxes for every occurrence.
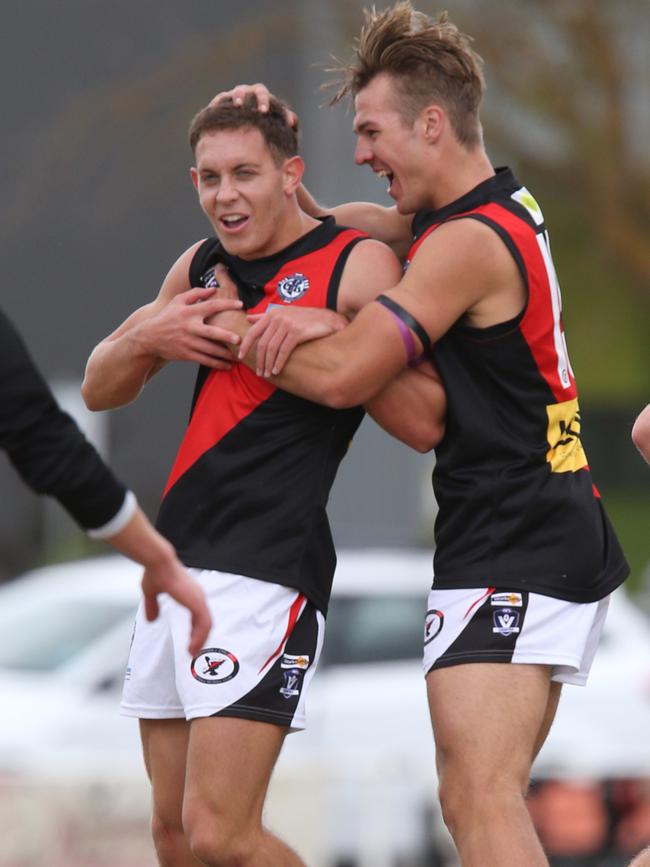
[423,586,610,685]
[121,569,325,730]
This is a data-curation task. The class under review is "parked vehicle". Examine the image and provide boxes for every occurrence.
[1,551,649,866]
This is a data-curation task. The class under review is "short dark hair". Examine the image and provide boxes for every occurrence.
[188,94,299,164]
[330,2,485,148]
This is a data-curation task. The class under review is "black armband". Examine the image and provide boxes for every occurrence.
[375,295,432,356]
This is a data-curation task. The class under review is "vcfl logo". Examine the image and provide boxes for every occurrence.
[492,608,520,637]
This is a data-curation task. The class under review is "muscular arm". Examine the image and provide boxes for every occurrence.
[215,238,447,451]
[222,218,524,409]
[82,242,242,410]
[297,184,414,262]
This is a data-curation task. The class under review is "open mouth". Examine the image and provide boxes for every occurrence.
[376,168,395,194]
[219,214,249,233]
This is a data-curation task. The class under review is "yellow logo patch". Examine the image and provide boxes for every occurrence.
[546,398,588,473]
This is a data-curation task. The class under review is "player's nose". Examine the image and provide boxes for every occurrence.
[354,139,373,166]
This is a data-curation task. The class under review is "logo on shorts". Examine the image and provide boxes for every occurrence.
[281,653,310,670]
[279,667,305,699]
[277,273,309,302]
[424,609,444,645]
[491,592,523,607]
[492,608,520,637]
[191,648,240,684]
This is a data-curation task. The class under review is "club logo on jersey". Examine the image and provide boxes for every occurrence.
[191,648,240,684]
[491,592,523,608]
[277,273,310,303]
[546,398,588,473]
[492,608,520,637]
[201,267,220,288]
[281,653,310,670]
[279,667,305,699]
[424,609,444,645]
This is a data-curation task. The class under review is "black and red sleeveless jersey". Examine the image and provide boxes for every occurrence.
[156,218,365,613]
[409,168,628,602]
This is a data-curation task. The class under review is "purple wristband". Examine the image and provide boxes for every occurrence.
[384,307,417,362]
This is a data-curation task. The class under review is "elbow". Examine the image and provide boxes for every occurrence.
[81,374,116,412]
[80,376,101,412]
[412,420,446,453]
[318,373,367,410]
[632,416,650,463]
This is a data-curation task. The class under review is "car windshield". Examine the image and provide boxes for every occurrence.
[0,596,134,672]
[321,594,423,666]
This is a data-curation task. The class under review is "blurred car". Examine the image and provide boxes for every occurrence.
[0,549,451,866]
[1,551,649,867]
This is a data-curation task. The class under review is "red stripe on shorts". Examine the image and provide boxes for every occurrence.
[258,593,306,674]
[464,586,495,619]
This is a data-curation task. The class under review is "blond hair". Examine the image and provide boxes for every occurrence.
[330,2,485,148]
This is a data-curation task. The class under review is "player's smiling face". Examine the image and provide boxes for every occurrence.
[191,127,294,260]
[353,73,431,215]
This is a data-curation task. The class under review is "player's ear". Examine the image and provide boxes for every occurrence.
[190,166,199,191]
[418,104,445,144]
[282,155,304,195]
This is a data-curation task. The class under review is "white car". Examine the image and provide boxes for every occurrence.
[0,551,649,867]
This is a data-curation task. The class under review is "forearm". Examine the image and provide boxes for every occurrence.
[365,366,446,453]
[222,303,409,408]
[102,503,176,567]
[82,323,161,411]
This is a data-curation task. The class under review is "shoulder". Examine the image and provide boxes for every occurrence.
[158,239,208,301]
[409,216,515,282]
[337,238,402,317]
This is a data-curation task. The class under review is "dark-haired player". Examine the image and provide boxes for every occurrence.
[83,93,445,866]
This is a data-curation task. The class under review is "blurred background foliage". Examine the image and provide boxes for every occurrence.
[0,0,647,590]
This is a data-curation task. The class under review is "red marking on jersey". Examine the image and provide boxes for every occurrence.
[163,227,365,498]
[247,227,366,315]
[464,586,495,619]
[258,593,306,674]
[409,202,577,403]
[163,365,274,496]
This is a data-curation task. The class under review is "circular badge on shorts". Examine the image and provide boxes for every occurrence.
[190,648,240,684]
[424,609,444,645]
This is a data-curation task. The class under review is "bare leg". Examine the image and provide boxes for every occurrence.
[183,716,306,867]
[427,663,559,867]
[532,680,562,763]
[140,718,201,866]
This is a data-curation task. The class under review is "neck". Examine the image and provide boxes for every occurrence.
[266,199,321,253]
[426,146,495,212]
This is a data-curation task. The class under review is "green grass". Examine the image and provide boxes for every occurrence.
[603,490,650,595]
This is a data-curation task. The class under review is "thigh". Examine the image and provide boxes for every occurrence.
[427,662,554,786]
[140,718,191,825]
[184,716,287,830]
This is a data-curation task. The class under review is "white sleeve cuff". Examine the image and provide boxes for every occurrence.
[87,490,138,539]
